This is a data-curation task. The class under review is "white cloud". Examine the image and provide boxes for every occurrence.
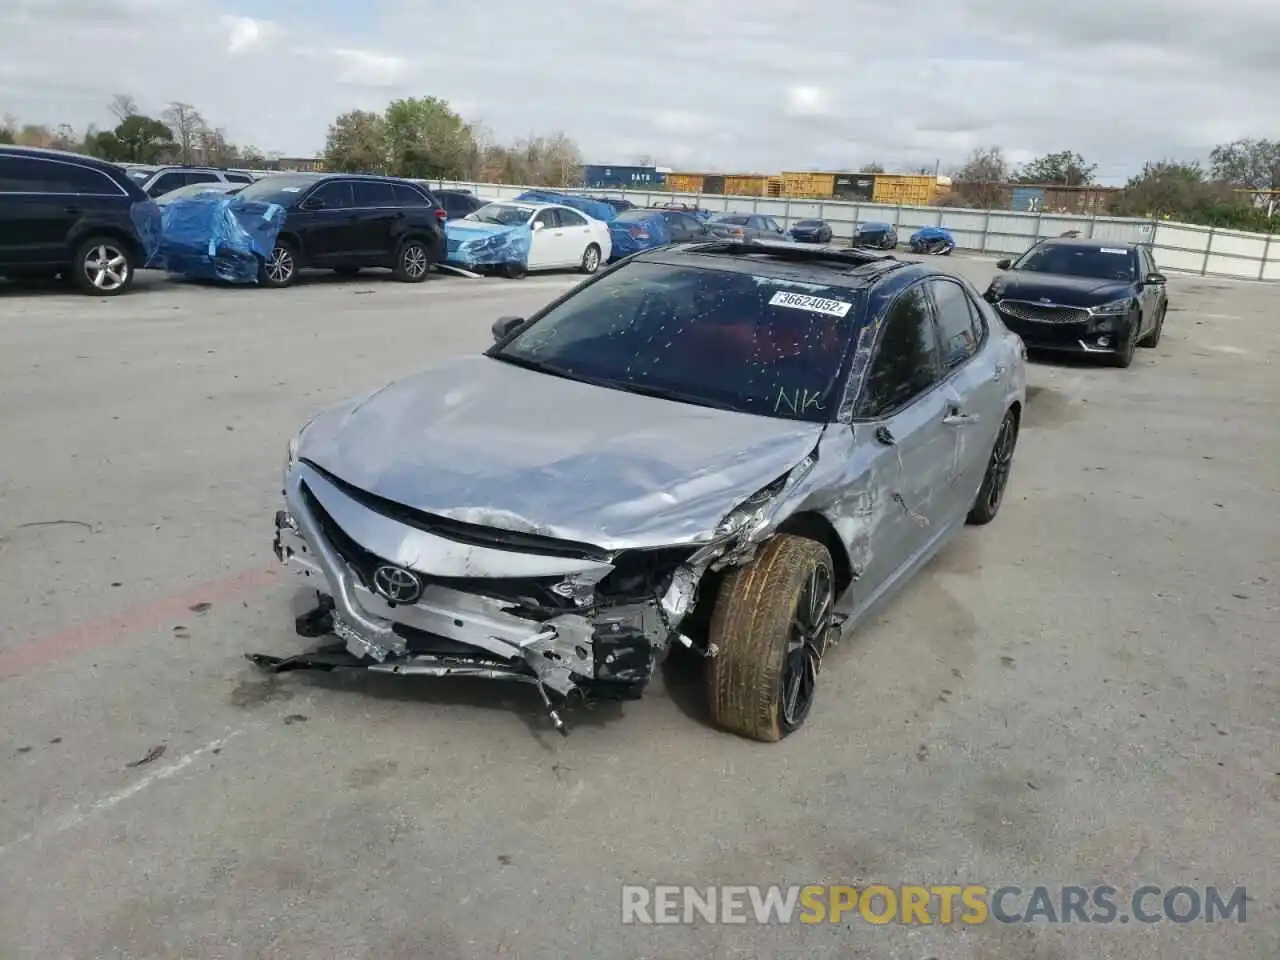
[0,0,1274,179]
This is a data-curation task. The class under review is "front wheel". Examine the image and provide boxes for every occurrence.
[707,535,836,742]
[967,409,1020,525]
[392,238,431,283]
[71,235,136,296]
[1110,313,1139,367]
[579,243,602,275]
[259,242,298,288]
[1139,305,1164,348]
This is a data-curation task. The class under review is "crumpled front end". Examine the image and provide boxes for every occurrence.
[268,460,724,728]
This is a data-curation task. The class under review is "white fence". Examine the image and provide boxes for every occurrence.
[426,179,1280,282]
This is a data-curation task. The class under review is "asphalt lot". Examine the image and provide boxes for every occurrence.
[1,259,1277,960]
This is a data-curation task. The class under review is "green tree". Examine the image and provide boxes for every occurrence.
[0,114,14,144]
[1014,150,1097,186]
[94,114,176,163]
[383,96,474,178]
[953,145,1010,208]
[324,109,388,173]
[1110,160,1209,218]
[1209,138,1280,200]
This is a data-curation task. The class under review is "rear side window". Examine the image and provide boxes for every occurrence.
[225,173,253,184]
[859,285,942,417]
[393,183,429,206]
[0,157,121,194]
[558,209,587,227]
[185,171,222,185]
[353,181,395,206]
[147,172,186,197]
[929,279,984,371]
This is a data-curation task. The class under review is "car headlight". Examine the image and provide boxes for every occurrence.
[714,453,818,539]
[1089,298,1131,316]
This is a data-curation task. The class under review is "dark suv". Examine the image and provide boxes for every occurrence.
[229,174,447,287]
[0,145,162,296]
[983,238,1169,368]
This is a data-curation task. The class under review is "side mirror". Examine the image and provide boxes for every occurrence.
[995,258,1012,270]
[1145,272,1167,285]
[491,316,526,342]
[531,221,544,232]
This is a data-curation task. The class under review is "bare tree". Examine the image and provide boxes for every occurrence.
[162,101,207,164]
[954,146,1011,208]
[109,94,139,123]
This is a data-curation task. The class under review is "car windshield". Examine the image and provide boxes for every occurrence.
[466,203,535,226]
[795,220,820,228]
[233,176,319,206]
[490,260,865,423]
[1013,243,1136,281]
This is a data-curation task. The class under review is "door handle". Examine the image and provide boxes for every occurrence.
[943,408,978,426]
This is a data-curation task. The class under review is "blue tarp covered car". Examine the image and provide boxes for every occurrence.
[907,226,956,255]
[445,216,534,271]
[607,209,672,261]
[153,194,287,283]
[514,190,616,223]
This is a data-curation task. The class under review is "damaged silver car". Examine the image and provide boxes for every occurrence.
[258,239,1026,741]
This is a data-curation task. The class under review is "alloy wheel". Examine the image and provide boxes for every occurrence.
[83,244,129,291]
[781,562,834,729]
[266,246,294,284]
[402,244,428,279]
[985,415,1018,514]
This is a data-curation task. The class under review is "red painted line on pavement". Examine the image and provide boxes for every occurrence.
[0,565,283,680]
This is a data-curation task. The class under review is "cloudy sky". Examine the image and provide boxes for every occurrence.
[1,0,1274,183]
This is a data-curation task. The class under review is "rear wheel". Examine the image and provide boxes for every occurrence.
[967,409,1019,525]
[71,235,136,296]
[392,238,431,283]
[707,535,835,742]
[579,243,602,275]
[259,241,298,288]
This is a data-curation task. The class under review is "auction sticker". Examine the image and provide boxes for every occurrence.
[768,291,853,317]
[1099,247,1128,255]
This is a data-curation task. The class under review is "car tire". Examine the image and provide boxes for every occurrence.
[70,235,137,296]
[967,408,1020,525]
[1110,313,1139,367]
[1139,305,1165,348]
[392,238,431,283]
[579,243,602,275]
[503,262,527,280]
[259,241,298,288]
[706,534,836,743]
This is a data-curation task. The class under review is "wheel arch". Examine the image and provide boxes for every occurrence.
[774,510,854,597]
[70,225,143,264]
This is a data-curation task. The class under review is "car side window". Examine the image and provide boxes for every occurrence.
[533,209,557,229]
[353,180,395,207]
[309,181,353,209]
[858,285,943,418]
[0,157,69,192]
[765,217,782,232]
[558,208,587,227]
[929,279,983,371]
[58,163,122,195]
[147,172,186,196]
[185,172,222,186]
[393,184,428,206]
[225,173,253,184]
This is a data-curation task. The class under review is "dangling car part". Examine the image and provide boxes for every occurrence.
[255,239,1026,740]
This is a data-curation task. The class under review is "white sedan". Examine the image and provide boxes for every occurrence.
[451,201,612,275]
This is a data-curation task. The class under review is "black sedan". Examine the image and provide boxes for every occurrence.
[983,238,1169,368]
[788,219,832,243]
[852,221,898,249]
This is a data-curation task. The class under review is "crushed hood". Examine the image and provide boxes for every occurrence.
[297,354,824,549]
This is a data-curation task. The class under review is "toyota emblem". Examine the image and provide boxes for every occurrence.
[372,564,423,604]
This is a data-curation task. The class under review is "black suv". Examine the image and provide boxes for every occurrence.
[0,145,162,296]
[983,238,1169,368]
[229,174,447,287]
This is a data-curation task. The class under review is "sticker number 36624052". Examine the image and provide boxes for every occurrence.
[768,291,853,318]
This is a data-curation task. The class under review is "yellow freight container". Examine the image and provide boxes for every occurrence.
[871,174,939,206]
[666,173,705,194]
[723,174,770,197]
[780,171,837,198]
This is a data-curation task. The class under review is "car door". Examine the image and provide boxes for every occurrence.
[294,180,356,265]
[849,283,952,591]
[762,215,785,237]
[554,207,593,263]
[527,208,559,269]
[1138,246,1165,327]
[925,277,1005,517]
[0,156,86,267]
[351,180,400,263]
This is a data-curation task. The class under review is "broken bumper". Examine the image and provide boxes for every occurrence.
[270,463,687,699]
